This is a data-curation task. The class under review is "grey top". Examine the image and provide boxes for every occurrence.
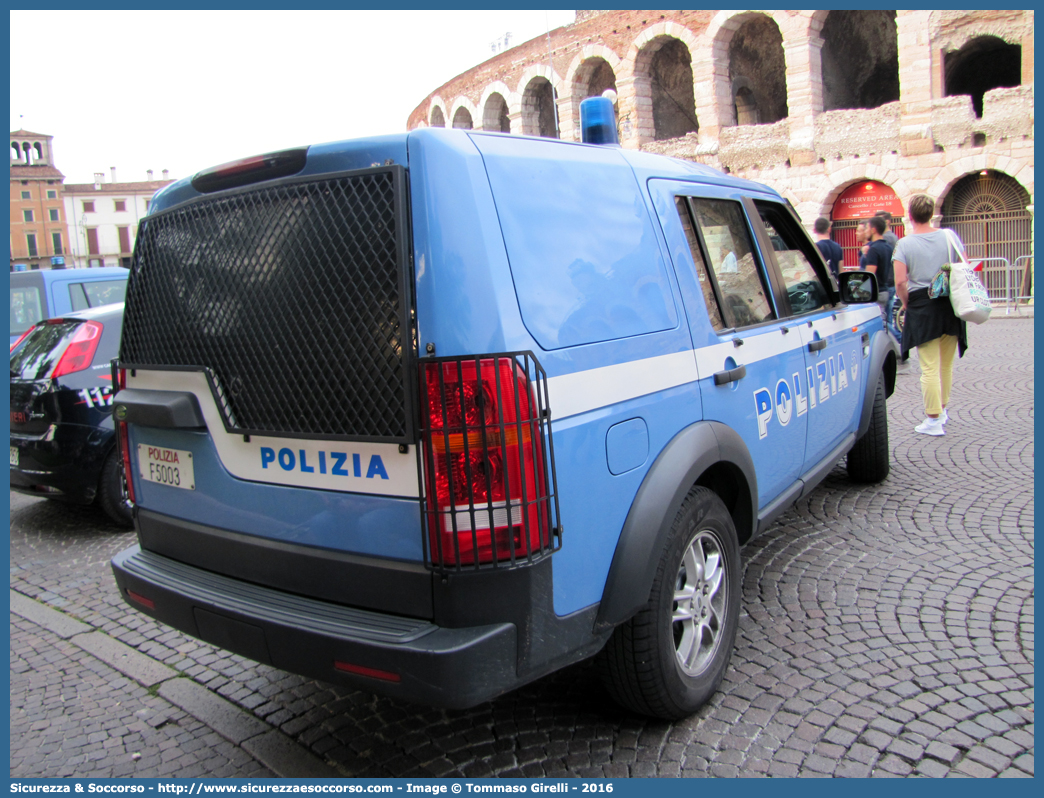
[892,229,965,291]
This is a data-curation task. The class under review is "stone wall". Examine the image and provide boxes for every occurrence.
[407,9,1034,228]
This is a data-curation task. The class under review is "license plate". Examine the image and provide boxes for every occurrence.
[138,445,195,490]
[10,446,18,467]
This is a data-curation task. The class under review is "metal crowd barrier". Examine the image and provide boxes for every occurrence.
[977,256,1034,315]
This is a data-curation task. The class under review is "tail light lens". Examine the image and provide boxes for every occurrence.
[115,367,136,506]
[51,320,103,378]
[421,356,552,567]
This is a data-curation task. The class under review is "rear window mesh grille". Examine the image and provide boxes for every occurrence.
[119,166,414,442]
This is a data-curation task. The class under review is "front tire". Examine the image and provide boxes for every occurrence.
[847,374,890,483]
[597,487,740,719]
[98,448,134,528]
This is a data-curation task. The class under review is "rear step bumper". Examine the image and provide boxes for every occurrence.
[111,545,519,709]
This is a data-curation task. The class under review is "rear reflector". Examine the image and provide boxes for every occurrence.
[334,661,401,682]
[126,590,154,610]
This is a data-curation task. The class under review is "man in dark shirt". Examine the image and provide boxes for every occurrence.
[864,215,894,290]
[813,217,843,282]
[864,215,897,339]
[874,210,899,250]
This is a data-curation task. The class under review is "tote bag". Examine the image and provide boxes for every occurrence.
[944,229,991,324]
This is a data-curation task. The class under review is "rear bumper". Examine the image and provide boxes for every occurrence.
[10,424,111,504]
[111,545,522,708]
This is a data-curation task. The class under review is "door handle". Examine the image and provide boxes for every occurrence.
[713,365,747,385]
[808,339,827,352]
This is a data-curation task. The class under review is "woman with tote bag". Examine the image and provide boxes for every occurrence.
[892,195,968,437]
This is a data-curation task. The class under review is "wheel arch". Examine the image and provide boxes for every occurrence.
[594,420,756,631]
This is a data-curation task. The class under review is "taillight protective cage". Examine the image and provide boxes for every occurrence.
[418,351,561,573]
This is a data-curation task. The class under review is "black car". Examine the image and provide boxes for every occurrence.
[10,302,131,526]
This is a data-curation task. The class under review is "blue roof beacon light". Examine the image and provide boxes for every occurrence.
[580,95,620,146]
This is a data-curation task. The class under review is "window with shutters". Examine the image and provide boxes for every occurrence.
[86,228,99,255]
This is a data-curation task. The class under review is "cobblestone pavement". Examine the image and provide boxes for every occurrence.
[11,613,275,778]
[11,318,1033,778]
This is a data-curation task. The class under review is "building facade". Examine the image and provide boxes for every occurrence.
[62,169,173,269]
[10,130,71,270]
[408,10,1033,294]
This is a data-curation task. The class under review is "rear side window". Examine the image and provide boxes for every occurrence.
[69,279,127,311]
[474,135,678,350]
[10,284,44,336]
[10,321,81,380]
[676,196,775,330]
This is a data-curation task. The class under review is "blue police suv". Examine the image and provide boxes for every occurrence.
[110,124,896,719]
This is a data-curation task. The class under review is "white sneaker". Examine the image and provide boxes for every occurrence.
[940,408,949,425]
[915,417,945,436]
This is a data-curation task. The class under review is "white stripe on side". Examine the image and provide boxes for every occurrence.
[547,306,881,420]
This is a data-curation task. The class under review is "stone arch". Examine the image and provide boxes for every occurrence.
[931,10,1032,53]
[703,10,792,128]
[517,66,562,138]
[479,82,514,132]
[820,10,899,112]
[726,13,788,126]
[938,169,1033,268]
[451,99,477,130]
[927,159,1033,211]
[564,47,622,142]
[632,35,699,141]
[944,35,1022,118]
[625,22,701,143]
[429,97,448,128]
[816,171,913,221]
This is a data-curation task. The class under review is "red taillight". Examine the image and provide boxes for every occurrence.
[50,320,103,378]
[10,328,32,352]
[116,367,136,505]
[422,357,550,566]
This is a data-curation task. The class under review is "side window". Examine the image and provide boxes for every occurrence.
[756,202,831,316]
[69,283,90,311]
[10,286,44,334]
[82,279,128,307]
[675,198,725,331]
[678,197,775,330]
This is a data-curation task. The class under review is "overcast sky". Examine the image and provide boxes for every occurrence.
[10,9,576,185]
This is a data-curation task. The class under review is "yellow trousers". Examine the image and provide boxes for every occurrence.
[917,334,958,416]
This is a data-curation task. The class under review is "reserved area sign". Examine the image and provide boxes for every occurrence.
[832,181,905,220]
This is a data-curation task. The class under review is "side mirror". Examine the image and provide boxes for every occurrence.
[838,270,879,304]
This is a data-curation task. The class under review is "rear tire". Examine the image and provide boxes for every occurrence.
[847,374,890,483]
[98,448,133,528]
[597,487,740,719]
